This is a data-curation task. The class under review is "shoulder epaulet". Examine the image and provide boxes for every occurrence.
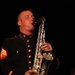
[5,35,19,40]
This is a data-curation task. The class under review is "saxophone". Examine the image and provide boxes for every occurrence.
[32,16,54,75]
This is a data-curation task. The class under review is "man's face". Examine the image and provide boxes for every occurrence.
[17,10,35,31]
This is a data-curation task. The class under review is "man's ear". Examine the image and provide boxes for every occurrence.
[17,21,21,26]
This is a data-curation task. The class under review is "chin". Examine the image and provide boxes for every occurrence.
[29,29,34,32]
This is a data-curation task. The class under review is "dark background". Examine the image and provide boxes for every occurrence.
[0,0,75,75]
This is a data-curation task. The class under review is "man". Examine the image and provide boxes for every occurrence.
[0,8,57,75]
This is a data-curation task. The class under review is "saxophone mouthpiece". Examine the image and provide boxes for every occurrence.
[33,16,46,26]
[32,21,37,26]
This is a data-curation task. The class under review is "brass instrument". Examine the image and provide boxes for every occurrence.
[32,16,54,75]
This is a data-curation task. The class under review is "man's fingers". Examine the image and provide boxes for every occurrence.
[25,70,38,75]
[28,70,37,74]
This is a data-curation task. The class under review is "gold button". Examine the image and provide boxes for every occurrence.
[29,55,31,58]
[29,61,31,64]
[28,49,31,52]
[30,36,32,38]
[27,40,29,42]
[23,35,25,37]
[16,51,19,53]
[29,67,31,69]
[28,45,30,47]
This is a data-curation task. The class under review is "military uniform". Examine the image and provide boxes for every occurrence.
[0,33,59,75]
[0,33,36,75]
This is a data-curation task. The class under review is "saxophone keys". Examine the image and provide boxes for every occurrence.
[43,53,54,60]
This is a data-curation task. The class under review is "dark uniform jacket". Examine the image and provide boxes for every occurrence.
[0,33,59,75]
[0,33,36,75]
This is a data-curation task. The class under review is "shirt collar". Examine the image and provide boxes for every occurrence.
[19,33,33,40]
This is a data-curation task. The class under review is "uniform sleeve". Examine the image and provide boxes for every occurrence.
[0,39,14,75]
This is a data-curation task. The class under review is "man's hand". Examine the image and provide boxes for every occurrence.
[24,70,38,75]
[41,42,52,51]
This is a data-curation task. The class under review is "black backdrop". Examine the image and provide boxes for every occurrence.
[0,0,75,75]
